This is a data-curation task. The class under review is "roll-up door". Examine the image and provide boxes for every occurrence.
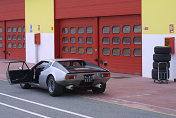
[99,15,142,75]
[6,20,26,61]
[59,15,142,75]
[60,17,98,65]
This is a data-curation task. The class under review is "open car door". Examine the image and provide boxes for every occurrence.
[6,61,32,84]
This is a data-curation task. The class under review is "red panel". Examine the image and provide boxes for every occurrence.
[0,21,6,58]
[165,37,175,54]
[6,20,26,61]
[60,17,99,65]
[34,33,40,45]
[55,0,141,19]
[0,0,25,21]
[99,15,142,75]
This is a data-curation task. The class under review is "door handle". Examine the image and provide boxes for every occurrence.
[104,61,108,66]
[100,60,103,64]
[3,50,5,53]
[8,52,10,56]
[94,59,98,62]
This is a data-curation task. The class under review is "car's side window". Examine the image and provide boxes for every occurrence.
[52,62,58,68]
[36,61,49,70]
[44,62,52,70]
[52,62,63,69]
[58,61,70,67]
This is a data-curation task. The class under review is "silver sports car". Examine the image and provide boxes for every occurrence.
[6,59,110,96]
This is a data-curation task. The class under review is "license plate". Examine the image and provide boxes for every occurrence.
[84,75,93,82]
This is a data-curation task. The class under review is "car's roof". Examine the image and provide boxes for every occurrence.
[46,58,83,62]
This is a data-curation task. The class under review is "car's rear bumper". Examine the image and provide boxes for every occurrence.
[56,77,110,87]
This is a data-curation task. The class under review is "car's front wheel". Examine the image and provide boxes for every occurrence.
[47,76,64,96]
[92,83,106,94]
[20,83,31,89]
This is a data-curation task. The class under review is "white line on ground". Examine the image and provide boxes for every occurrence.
[0,102,51,118]
[0,93,93,118]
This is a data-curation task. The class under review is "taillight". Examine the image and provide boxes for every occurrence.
[65,74,75,80]
[101,73,110,77]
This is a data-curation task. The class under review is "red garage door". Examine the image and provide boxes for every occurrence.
[99,15,142,75]
[59,15,142,75]
[0,21,5,58]
[6,20,26,61]
[60,18,98,64]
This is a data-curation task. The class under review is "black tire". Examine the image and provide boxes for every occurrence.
[20,83,31,89]
[92,83,106,94]
[154,46,171,54]
[152,69,170,80]
[153,61,170,69]
[47,76,64,96]
[153,54,171,62]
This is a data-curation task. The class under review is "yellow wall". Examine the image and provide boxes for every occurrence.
[142,0,176,34]
[25,0,54,33]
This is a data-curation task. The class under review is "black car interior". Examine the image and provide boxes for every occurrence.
[6,61,31,84]
[7,69,31,84]
[33,61,49,83]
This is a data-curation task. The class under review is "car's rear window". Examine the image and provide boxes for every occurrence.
[59,61,84,67]
[57,60,107,72]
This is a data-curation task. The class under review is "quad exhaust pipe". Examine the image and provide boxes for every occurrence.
[66,85,74,90]
[94,84,102,88]
[66,84,102,90]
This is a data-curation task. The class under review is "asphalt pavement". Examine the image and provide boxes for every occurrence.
[0,59,176,118]
[0,80,175,118]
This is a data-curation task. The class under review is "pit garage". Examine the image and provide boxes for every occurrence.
[59,15,142,75]
[0,0,26,61]
[0,20,25,61]
[6,20,26,61]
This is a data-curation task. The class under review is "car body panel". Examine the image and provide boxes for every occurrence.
[38,66,68,89]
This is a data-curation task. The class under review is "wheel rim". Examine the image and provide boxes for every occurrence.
[48,79,55,93]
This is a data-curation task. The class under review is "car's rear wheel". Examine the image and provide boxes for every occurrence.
[92,83,106,94]
[47,76,64,96]
[20,83,31,89]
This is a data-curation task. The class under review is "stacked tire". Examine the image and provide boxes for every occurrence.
[152,46,171,83]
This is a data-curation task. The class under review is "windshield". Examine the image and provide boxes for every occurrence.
[57,60,107,72]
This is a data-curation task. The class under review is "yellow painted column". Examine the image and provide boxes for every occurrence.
[25,0,54,33]
[25,0,55,63]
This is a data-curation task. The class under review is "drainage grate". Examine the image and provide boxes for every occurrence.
[112,77,130,79]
